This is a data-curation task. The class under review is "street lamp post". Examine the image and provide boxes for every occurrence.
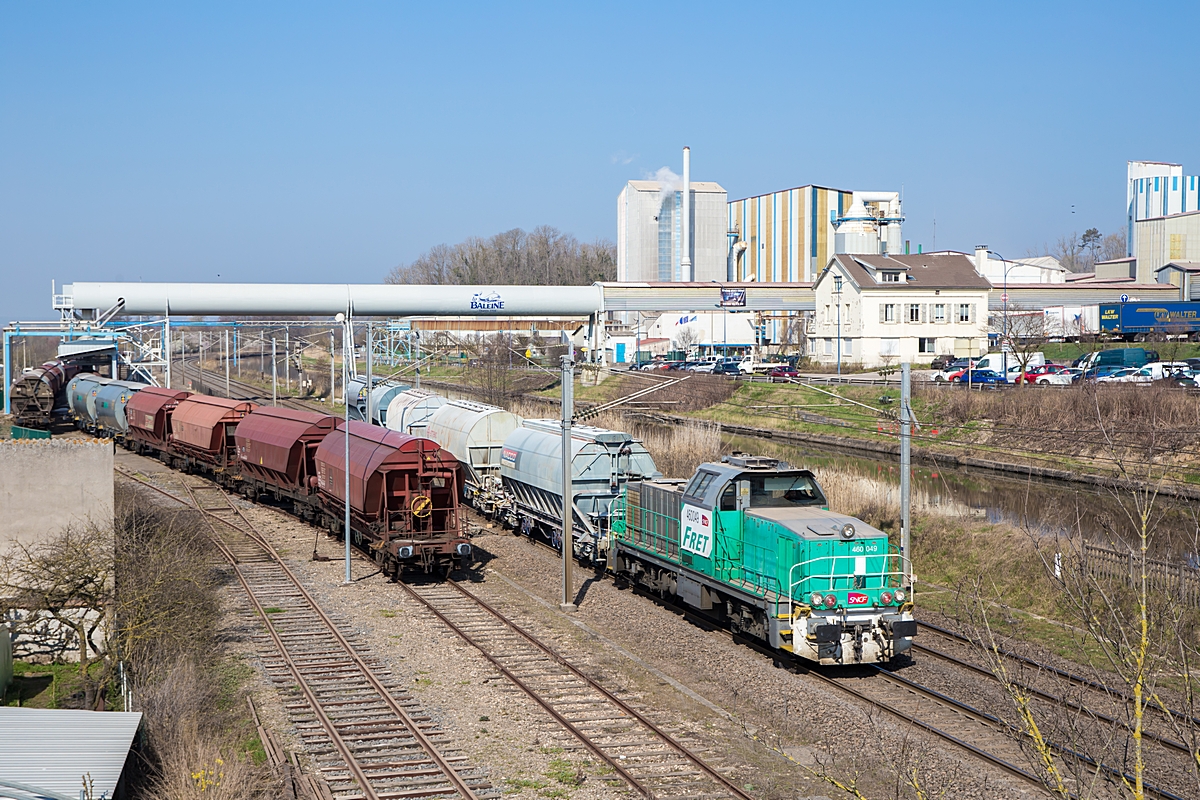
[990,249,1017,378]
[833,275,843,376]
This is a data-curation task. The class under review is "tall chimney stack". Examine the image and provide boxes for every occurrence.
[681,146,692,281]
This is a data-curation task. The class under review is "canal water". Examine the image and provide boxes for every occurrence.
[719,432,1197,556]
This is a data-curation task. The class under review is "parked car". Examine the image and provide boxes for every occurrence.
[713,361,743,376]
[933,359,978,382]
[929,354,956,372]
[1118,362,1194,384]
[1096,367,1140,383]
[768,365,799,382]
[689,362,716,373]
[1086,364,1135,382]
[955,369,1007,385]
[1013,363,1068,384]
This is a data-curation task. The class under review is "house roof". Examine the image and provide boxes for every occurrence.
[823,252,992,291]
[1096,257,1136,265]
[1157,261,1200,274]
[1065,272,1098,282]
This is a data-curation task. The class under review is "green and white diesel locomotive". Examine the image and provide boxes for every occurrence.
[611,454,915,665]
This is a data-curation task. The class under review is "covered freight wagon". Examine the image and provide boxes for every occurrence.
[500,419,659,562]
[424,399,521,514]
[235,407,337,507]
[11,360,79,428]
[124,387,192,452]
[314,420,467,575]
[169,395,256,467]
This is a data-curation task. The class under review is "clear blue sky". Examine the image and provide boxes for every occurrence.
[2,1,1198,327]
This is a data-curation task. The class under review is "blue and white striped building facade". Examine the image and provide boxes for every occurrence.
[727,186,853,283]
[1127,161,1200,256]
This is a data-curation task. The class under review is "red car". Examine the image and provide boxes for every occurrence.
[768,365,800,382]
[1013,363,1066,384]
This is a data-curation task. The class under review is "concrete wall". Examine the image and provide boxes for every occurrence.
[1137,212,1200,282]
[0,439,114,551]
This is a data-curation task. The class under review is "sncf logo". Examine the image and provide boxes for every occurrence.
[847,592,869,605]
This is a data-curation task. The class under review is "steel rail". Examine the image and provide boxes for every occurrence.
[399,578,755,800]
[116,467,482,800]
[868,664,1189,800]
[918,620,1200,729]
[502,525,1194,798]
[912,641,1192,756]
[128,470,382,800]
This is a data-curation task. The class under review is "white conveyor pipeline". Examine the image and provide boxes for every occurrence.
[63,282,605,318]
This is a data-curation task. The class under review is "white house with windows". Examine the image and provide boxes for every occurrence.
[810,252,991,367]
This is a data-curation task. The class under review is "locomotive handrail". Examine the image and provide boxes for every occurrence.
[786,554,906,621]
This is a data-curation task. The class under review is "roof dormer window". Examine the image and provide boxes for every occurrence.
[881,271,902,282]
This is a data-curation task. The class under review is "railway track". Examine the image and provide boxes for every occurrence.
[178,361,324,413]
[501,532,1195,800]
[398,578,755,800]
[116,465,496,800]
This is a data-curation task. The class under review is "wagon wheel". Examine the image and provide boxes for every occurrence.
[410,494,433,519]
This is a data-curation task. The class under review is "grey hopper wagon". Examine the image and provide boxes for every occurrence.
[499,419,660,563]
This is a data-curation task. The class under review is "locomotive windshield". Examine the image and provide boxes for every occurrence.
[719,472,825,510]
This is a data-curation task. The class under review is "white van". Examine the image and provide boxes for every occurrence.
[975,352,1045,373]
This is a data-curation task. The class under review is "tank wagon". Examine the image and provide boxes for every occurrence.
[168,395,256,470]
[424,399,522,516]
[612,454,915,665]
[10,360,80,428]
[346,378,409,425]
[93,380,148,437]
[67,373,110,429]
[384,389,446,436]
[501,419,660,563]
[125,387,192,453]
[314,421,469,575]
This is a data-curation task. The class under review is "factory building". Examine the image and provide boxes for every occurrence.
[727,186,851,283]
[727,188,905,283]
[616,148,728,284]
[1127,160,1200,256]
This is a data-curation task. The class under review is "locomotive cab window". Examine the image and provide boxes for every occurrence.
[683,471,717,501]
[720,472,825,509]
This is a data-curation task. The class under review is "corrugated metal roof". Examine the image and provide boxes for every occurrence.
[600,282,816,312]
[0,708,141,799]
[994,284,1179,309]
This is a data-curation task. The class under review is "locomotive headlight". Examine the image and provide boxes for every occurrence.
[823,595,837,609]
[809,592,824,607]
[880,591,894,605]
[894,589,906,603]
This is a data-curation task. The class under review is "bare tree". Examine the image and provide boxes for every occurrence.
[957,398,1200,800]
[386,226,617,286]
[991,306,1050,383]
[672,325,703,354]
[0,525,113,708]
